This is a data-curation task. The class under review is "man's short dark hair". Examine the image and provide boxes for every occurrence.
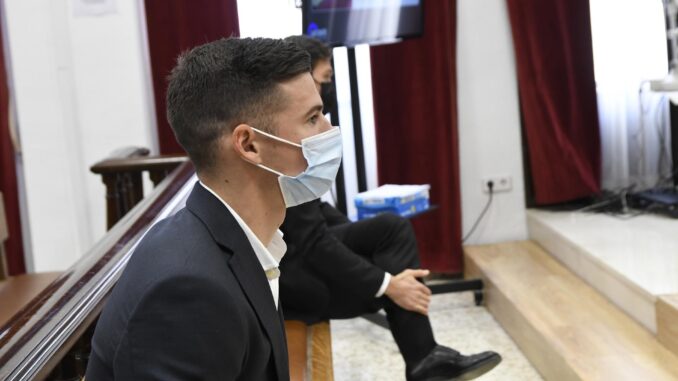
[166,37,311,173]
[284,35,332,68]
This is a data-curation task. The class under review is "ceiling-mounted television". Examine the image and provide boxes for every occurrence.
[302,0,424,47]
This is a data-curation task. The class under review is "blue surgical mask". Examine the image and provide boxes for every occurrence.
[250,127,343,207]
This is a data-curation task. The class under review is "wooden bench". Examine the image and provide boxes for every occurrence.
[0,191,61,328]
[285,320,334,381]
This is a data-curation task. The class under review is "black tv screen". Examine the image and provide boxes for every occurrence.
[303,0,424,47]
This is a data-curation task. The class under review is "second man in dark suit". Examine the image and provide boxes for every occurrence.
[280,35,502,381]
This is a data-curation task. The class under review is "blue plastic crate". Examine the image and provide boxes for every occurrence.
[356,197,430,220]
[354,184,430,220]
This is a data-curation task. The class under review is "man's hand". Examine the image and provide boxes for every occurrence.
[384,269,432,315]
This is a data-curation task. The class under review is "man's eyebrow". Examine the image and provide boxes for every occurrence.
[304,104,323,118]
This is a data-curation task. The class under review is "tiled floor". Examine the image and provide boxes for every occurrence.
[331,292,542,381]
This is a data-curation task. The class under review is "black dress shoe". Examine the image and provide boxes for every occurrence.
[406,345,502,381]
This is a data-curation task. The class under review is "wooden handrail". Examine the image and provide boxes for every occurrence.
[0,192,8,281]
[90,154,188,176]
[0,162,195,380]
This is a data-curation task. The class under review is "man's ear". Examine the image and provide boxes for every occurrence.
[231,124,262,164]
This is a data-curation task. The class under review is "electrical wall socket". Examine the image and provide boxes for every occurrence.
[482,175,512,193]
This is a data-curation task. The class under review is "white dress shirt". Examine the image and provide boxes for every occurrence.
[199,182,286,309]
[376,273,391,297]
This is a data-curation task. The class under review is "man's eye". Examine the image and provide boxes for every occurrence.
[310,115,319,124]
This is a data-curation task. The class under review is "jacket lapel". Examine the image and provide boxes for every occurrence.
[186,183,289,380]
[229,254,289,380]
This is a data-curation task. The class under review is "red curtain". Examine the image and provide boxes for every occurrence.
[0,13,26,275]
[370,1,461,273]
[506,0,601,204]
[144,0,240,154]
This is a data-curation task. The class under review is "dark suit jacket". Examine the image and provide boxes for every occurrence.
[279,200,384,323]
[86,182,289,381]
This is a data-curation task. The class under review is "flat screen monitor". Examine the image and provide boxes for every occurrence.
[303,0,424,47]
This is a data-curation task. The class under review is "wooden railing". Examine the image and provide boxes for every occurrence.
[89,147,188,230]
[0,191,9,280]
[0,159,195,380]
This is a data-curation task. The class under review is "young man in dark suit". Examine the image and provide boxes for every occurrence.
[280,35,502,381]
[86,37,343,380]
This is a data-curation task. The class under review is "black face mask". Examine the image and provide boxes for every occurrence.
[320,82,336,115]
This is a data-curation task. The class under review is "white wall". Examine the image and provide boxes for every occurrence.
[4,0,156,272]
[239,0,527,239]
[237,0,302,39]
[2,0,523,273]
[457,0,528,244]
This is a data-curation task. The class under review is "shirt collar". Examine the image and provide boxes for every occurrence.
[198,182,286,274]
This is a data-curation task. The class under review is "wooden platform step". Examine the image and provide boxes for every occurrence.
[464,241,678,381]
[657,295,678,358]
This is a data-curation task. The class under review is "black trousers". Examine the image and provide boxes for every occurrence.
[325,213,437,366]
